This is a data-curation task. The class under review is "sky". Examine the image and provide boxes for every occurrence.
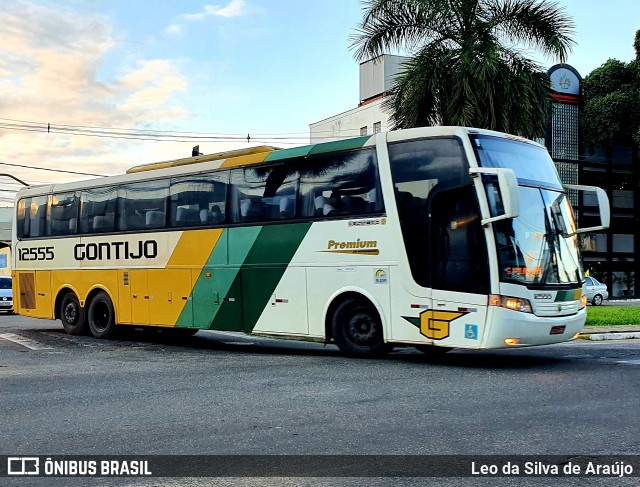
[0,0,638,205]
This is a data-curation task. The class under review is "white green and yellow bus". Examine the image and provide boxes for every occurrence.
[12,127,610,357]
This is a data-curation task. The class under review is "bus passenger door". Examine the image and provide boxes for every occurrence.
[429,186,490,347]
[129,269,149,325]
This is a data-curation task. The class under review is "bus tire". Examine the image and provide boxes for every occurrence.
[60,291,87,336]
[331,297,388,358]
[88,291,117,339]
[414,344,452,356]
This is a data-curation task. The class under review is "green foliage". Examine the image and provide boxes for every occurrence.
[580,31,640,151]
[351,0,576,137]
[585,306,640,326]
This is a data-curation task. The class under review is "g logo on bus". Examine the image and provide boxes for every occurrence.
[403,309,470,340]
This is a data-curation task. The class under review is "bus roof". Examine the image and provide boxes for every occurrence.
[126,146,279,174]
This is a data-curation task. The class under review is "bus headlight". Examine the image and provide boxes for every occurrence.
[489,294,533,314]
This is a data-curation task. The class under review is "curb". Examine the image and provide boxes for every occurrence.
[578,332,640,341]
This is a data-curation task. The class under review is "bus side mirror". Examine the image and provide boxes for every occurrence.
[469,167,520,226]
[564,184,610,234]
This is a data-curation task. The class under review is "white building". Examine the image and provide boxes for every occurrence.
[309,54,408,143]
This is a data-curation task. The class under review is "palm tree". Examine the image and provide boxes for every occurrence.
[351,0,575,137]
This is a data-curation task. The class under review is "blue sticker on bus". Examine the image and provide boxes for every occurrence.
[465,324,478,340]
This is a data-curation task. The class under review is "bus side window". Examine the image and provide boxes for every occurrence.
[299,148,382,218]
[81,187,118,233]
[119,181,168,231]
[169,172,228,228]
[230,166,298,223]
[263,165,298,221]
[47,193,79,236]
[28,195,49,238]
[16,198,30,239]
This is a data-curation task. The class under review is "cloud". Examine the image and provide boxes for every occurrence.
[183,0,247,21]
[0,1,192,187]
[165,24,182,35]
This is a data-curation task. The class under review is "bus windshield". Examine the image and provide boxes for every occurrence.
[471,135,563,190]
[472,135,583,286]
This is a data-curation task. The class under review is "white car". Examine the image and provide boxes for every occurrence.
[585,276,608,306]
[0,276,13,313]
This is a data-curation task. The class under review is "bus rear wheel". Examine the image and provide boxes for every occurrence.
[88,291,117,339]
[60,291,86,336]
[331,297,388,358]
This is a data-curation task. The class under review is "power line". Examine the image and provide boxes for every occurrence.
[0,161,105,177]
[0,117,368,142]
[0,121,307,144]
[0,116,366,137]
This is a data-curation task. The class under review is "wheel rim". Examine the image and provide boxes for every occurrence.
[92,300,111,332]
[63,301,78,325]
[594,295,602,305]
[347,310,378,345]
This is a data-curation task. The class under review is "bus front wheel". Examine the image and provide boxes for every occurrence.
[60,292,87,336]
[88,291,117,339]
[331,297,388,358]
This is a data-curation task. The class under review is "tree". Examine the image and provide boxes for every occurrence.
[580,29,640,152]
[351,0,575,137]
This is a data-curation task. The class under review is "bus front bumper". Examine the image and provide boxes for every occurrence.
[483,307,586,349]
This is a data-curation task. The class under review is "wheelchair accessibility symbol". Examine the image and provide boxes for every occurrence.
[465,324,478,340]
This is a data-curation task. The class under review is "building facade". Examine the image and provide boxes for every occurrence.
[309,55,408,143]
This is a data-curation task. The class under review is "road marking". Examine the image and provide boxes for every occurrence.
[0,333,55,350]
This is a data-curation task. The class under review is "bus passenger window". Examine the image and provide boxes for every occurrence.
[299,148,382,218]
[230,166,298,223]
[119,181,168,231]
[47,193,79,236]
[80,187,118,233]
[28,195,49,238]
[169,173,228,228]
[16,198,29,239]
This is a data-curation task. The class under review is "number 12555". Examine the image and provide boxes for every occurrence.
[19,247,54,261]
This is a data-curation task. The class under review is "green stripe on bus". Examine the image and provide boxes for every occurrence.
[307,136,371,155]
[207,223,312,332]
[264,136,371,163]
[555,290,579,302]
[207,226,263,331]
[176,227,261,329]
[239,223,311,332]
[264,145,313,161]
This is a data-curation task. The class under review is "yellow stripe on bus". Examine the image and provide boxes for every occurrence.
[219,152,272,168]
[167,229,224,268]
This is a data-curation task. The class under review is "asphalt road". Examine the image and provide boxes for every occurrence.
[1,313,640,486]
